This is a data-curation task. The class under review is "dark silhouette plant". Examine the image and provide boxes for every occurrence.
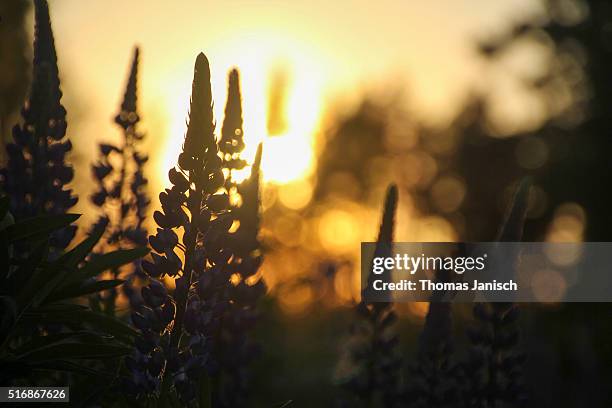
[0,3,147,401]
[463,180,530,408]
[336,181,530,408]
[211,68,266,407]
[407,255,463,408]
[213,150,265,406]
[0,195,147,391]
[0,0,77,254]
[90,47,150,313]
[124,53,264,407]
[336,184,403,408]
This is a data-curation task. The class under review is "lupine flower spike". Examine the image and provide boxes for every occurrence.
[337,184,403,407]
[90,47,150,312]
[215,141,265,407]
[125,53,234,405]
[213,68,265,406]
[464,179,531,407]
[0,0,76,253]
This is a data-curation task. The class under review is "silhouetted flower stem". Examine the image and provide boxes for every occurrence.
[214,141,264,407]
[207,68,265,406]
[90,47,149,313]
[337,185,402,408]
[408,289,457,406]
[127,52,232,404]
[465,179,530,408]
[169,53,218,353]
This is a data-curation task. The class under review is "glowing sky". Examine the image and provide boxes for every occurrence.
[34,0,541,216]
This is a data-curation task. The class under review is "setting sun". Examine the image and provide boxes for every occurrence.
[159,30,324,187]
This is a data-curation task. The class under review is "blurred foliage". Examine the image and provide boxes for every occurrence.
[0,0,30,144]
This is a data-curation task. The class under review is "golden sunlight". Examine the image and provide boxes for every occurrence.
[160,31,324,187]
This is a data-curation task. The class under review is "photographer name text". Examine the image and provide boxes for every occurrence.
[370,253,517,292]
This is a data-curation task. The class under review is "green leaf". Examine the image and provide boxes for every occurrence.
[45,279,125,303]
[19,342,131,362]
[21,309,137,340]
[12,331,112,356]
[12,239,48,277]
[58,224,106,269]
[19,225,104,309]
[4,214,80,242]
[69,246,149,285]
[32,360,115,378]
[72,310,137,340]
[16,261,76,310]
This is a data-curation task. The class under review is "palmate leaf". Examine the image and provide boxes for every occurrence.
[21,307,138,341]
[12,239,49,275]
[2,214,80,242]
[0,234,48,286]
[15,256,74,309]
[68,246,149,284]
[44,279,125,304]
[57,221,106,268]
[17,221,104,309]
[11,331,112,356]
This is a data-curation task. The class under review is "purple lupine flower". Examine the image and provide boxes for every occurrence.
[0,0,77,253]
[209,68,266,406]
[126,53,235,404]
[90,47,150,312]
[462,180,531,407]
[214,143,265,407]
[406,255,463,408]
[124,280,174,395]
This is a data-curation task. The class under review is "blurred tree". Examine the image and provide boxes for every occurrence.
[454,3,612,408]
[461,0,612,242]
[314,99,390,204]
